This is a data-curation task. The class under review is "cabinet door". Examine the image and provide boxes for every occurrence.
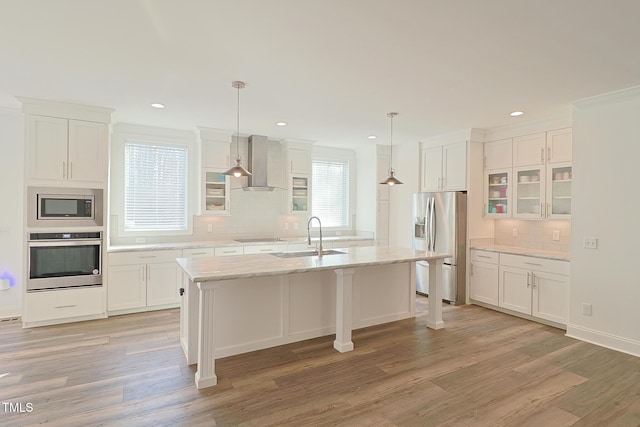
[68,120,107,183]
[202,140,231,170]
[146,262,180,307]
[532,270,568,324]
[107,264,146,311]
[484,139,512,170]
[498,265,531,315]
[484,169,511,218]
[27,115,68,180]
[289,149,312,174]
[470,261,499,305]
[513,133,546,167]
[546,128,572,164]
[290,175,310,214]
[422,146,443,191]
[513,166,545,219]
[546,162,572,219]
[442,142,467,190]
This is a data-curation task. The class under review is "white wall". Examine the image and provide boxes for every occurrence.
[567,86,640,355]
[0,108,24,318]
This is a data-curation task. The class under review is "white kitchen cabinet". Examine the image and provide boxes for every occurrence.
[107,250,181,313]
[421,142,467,192]
[242,244,286,254]
[546,128,572,164]
[182,248,216,257]
[329,239,375,249]
[202,139,231,170]
[27,115,108,184]
[513,165,546,219]
[22,286,105,326]
[513,132,546,167]
[484,168,512,218]
[469,250,500,305]
[288,174,310,214]
[546,162,572,219]
[202,169,230,215]
[484,138,513,170]
[214,246,244,256]
[288,148,312,174]
[498,253,569,325]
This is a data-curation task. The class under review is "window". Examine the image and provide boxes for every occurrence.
[312,159,350,228]
[124,141,188,231]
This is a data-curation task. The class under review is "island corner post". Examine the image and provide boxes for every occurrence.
[176,246,448,389]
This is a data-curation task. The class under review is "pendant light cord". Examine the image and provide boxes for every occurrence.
[235,83,240,160]
[389,113,394,171]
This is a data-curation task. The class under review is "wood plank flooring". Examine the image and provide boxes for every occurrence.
[1,298,639,426]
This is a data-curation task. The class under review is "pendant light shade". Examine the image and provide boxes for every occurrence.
[380,112,403,186]
[224,81,252,177]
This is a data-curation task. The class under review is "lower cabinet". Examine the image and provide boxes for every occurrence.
[470,249,569,327]
[23,286,105,326]
[107,250,181,312]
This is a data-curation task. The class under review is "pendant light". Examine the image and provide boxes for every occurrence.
[380,112,403,186]
[224,81,252,177]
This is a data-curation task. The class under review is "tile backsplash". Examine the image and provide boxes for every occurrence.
[493,219,571,253]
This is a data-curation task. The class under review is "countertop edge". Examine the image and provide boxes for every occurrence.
[470,245,570,261]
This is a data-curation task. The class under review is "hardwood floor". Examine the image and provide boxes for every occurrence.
[1,299,639,426]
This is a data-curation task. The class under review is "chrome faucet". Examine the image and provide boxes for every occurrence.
[307,216,323,258]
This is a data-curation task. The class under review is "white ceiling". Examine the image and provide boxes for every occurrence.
[2,0,640,149]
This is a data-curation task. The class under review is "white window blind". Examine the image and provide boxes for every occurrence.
[124,141,188,231]
[312,159,349,227]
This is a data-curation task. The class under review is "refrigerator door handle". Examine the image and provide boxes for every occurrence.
[429,196,436,252]
[425,196,432,251]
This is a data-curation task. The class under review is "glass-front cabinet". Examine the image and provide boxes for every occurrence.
[289,175,310,214]
[547,162,572,219]
[513,166,545,219]
[202,169,230,215]
[484,169,511,218]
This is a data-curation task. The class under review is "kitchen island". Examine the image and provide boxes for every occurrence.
[176,245,449,389]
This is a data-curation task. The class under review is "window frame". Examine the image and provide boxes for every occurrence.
[311,146,356,232]
[111,124,197,237]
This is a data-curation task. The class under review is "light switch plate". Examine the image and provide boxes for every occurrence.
[582,303,593,316]
[207,224,213,233]
[284,223,289,231]
[512,228,519,238]
[552,230,560,241]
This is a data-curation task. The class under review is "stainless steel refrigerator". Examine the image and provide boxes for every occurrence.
[412,192,467,305]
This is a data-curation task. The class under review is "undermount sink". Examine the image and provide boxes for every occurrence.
[234,237,283,243]
[270,249,346,258]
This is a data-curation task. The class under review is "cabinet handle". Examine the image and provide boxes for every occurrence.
[139,256,156,258]
[541,203,544,218]
[524,261,542,266]
[222,250,236,254]
[190,252,207,255]
[526,272,531,287]
[69,161,73,179]
[477,255,492,259]
[62,161,66,179]
[259,248,273,252]
[548,146,551,162]
[55,304,77,309]
[540,147,544,163]
[546,203,550,217]
[532,272,537,288]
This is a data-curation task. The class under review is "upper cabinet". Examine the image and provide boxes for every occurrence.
[21,98,113,187]
[198,128,233,215]
[421,141,467,192]
[282,140,313,214]
[287,148,312,175]
[483,128,572,219]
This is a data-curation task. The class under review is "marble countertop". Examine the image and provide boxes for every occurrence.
[177,246,450,282]
[470,244,570,261]
[108,235,373,253]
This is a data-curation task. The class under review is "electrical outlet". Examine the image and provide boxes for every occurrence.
[512,228,518,238]
[135,237,145,244]
[583,237,598,249]
[284,223,289,231]
[552,230,560,241]
[582,303,593,316]
[207,224,213,233]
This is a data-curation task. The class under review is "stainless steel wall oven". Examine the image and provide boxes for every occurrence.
[27,232,102,292]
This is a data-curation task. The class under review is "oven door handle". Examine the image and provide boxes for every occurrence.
[28,240,102,247]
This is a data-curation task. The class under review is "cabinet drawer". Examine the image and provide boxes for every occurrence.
[500,253,569,275]
[243,244,286,254]
[470,250,499,264]
[214,246,244,256]
[182,248,215,257]
[25,287,105,322]
[109,249,182,266]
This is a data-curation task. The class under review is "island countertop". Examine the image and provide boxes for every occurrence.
[176,245,450,282]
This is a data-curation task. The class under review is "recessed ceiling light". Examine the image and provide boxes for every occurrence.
[151,103,165,109]
[510,111,524,117]
[368,135,377,139]
[276,121,287,126]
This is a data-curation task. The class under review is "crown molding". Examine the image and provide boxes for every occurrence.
[572,85,640,110]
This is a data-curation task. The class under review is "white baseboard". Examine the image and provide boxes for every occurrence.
[566,324,640,357]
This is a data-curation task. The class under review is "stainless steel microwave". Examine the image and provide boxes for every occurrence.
[27,187,103,228]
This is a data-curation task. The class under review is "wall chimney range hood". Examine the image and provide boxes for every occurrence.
[243,135,275,191]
